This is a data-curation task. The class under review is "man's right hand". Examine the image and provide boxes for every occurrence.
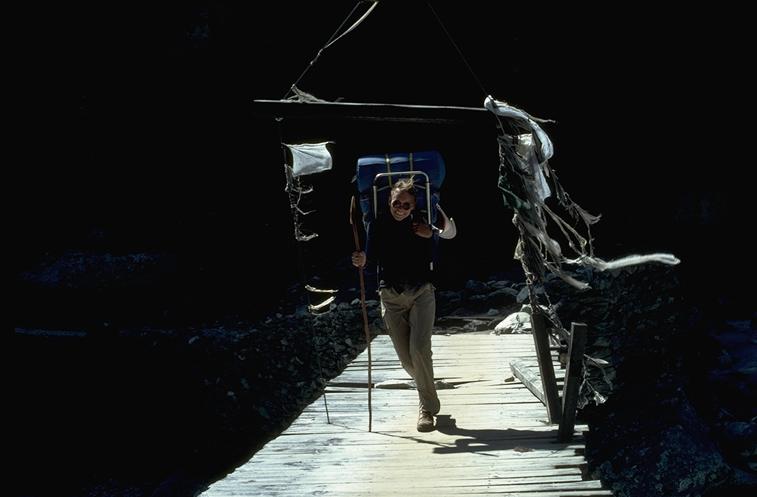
[351,251,366,268]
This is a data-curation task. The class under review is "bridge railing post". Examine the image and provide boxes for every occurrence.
[558,322,587,441]
[531,310,561,424]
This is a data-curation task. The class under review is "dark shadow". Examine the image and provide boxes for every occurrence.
[432,415,577,455]
[370,430,451,448]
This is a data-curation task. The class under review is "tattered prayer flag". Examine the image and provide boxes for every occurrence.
[284,142,334,177]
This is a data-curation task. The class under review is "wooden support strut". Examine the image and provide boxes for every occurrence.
[558,322,587,441]
[509,358,545,406]
[531,310,562,424]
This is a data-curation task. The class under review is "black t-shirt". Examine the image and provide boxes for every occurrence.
[366,212,433,290]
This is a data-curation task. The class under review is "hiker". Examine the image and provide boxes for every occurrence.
[351,178,456,432]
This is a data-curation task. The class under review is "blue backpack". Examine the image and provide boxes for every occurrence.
[356,150,446,231]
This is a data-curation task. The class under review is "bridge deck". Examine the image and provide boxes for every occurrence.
[201,334,612,496]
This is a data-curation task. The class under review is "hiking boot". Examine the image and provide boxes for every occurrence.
[417,410,435,432]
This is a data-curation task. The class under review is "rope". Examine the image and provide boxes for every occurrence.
[426,1,490,99]
[283,1,378,100]
[323,1,378,50]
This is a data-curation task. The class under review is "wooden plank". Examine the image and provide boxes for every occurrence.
[239,457,589,471]
[531,310,562,423]
[228,475,588,488]
[509,358,545,405]
[236,466,583,478]
[252,99,496,126]
[209,480,609,495]
[279,424,574,435]
[206,490,613,496]
[559,322,588,442]
[215,480,608,490]
[259,437,584,449]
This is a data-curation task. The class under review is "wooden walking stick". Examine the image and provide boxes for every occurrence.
[350,195,373,432]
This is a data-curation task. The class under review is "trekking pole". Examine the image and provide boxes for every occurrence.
[350,195,373,432]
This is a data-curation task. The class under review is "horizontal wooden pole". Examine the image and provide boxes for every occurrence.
[252,99,497,125]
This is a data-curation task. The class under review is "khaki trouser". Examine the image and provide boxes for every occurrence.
[379,282,440,415]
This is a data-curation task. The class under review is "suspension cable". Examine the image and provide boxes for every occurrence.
[426,2,490,99]
[283,1,378,100]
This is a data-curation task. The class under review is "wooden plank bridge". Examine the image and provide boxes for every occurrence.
[201,333,612,496]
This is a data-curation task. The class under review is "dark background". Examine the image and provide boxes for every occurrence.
[11,2,753,495]
[16,1,752,327]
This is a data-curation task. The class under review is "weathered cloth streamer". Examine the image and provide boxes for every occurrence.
[566,254,681,271]
[436,204,457,239]
[485,96,554,162]
[284,142,334,177]
[486,94,681,410]
[305,285,338,294]
[486,95,680,291]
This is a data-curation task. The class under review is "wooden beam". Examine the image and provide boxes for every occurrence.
[509,358,545,405]
[252,99,496,125]
[531,310,562,424]
[559,322,588,442]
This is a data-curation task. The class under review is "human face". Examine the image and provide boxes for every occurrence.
[389,190,415,221]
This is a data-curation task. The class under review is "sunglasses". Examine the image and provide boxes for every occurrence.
[391,200,414,211]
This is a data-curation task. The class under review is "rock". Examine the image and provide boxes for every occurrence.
[456,319,487,332]
[589,397,733,497]
[464,279,488,293]
[715,421,757,466]
[487,280,511,290]
[516,284,544,303]
[519,304,549,315]
[19,251,168,289]
[484,288,518,304]
[717,350,734,368]
[494,312,532,334]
